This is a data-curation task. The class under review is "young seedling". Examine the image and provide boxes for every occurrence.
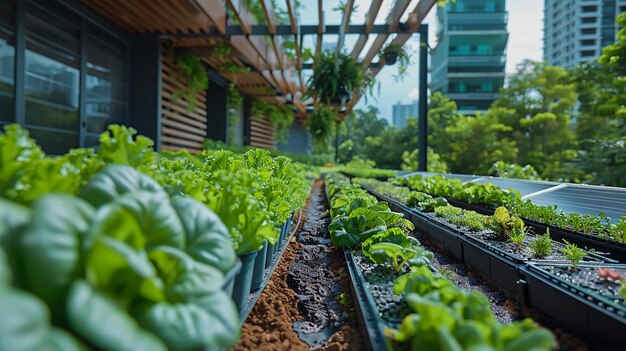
[562,240,585,269]
[488,207,526,243]
[529,230,554,258]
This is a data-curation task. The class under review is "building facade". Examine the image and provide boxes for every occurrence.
[544,0,626,69]
[392,100,418,129]
[0,0,311,155]
[430,0,508,115]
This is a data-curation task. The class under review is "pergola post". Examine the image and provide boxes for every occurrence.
[417,24,428,172]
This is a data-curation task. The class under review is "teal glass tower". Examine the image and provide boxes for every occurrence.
[430,0,509,114]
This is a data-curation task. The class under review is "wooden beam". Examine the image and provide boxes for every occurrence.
[227,0,252,34]
[189,0,226,34]
[285,0,298,34]
[260,0,277,34]
[315,0,323,56]
[351,0,383,58]
[360,0,412,67]
[336,0,354,53]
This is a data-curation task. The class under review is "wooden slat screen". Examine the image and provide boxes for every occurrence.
[161,43,208,153]
[249,116,276,149]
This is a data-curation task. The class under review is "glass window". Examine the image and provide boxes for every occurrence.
[0,1,15,125]
[581,17,597,24]
[84,26,127,148]
[24,3,80,153]
[581,27,596,35]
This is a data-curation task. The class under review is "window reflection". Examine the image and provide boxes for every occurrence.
[84,29,126,147]
[0,3,15,124]
[24,5,80,153]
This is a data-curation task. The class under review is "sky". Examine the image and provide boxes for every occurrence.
[297,0,545,123]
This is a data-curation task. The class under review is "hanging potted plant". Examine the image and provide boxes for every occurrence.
[305,51,365,106]
[380,43,411,81]
[307,106,337,149]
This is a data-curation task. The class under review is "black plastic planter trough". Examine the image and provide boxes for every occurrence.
[521,262,626,348]
[446,198,626,263]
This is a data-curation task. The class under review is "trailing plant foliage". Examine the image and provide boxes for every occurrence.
[308,106,337,149]
[251,99,294,142]
[306,51,367,105]
[380,42,411,81]
[173,52,208,111]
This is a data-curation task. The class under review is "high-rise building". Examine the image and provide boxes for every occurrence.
[430,0,509,115]
[544,0,626,69]
[392,100,418,129]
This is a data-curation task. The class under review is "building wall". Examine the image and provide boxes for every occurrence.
[430,0,508,115]
[278,120,312,155]
[392,100,418,129]
[544,0,626,69]
[159,41,209,153]
[0,0,132,154]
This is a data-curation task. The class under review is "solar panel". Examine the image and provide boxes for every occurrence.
[474,177,558,197]
[528,184,626,221]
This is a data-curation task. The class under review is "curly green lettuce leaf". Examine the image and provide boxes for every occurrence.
[97,125,156,172]
[0,124,44,195]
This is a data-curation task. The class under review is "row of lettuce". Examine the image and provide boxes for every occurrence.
[392,175,626,244]
[0,124,310,351]
[325,174,555,350]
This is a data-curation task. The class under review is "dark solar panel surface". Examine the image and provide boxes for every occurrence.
[529,185,626,221]
[474,178,557,197]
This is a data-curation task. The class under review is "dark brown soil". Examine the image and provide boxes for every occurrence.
[233,181,364,351]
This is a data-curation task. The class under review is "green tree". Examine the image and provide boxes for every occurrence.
[445,110,518,174]
[571,12,626,186]
[492,60,577,178]
[427,92,459,157]
[401,148,448,173]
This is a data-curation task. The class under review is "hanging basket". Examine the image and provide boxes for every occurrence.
[384,50,398,65]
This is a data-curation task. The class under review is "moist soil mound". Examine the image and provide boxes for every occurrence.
[234,181,364,351]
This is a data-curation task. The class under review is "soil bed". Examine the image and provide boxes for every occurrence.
[234,181,364,350]
[541,265,626,298]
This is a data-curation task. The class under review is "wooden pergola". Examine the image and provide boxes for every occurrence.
[82,0,436,114]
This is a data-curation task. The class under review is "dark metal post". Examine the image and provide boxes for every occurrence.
[243,95,251,146]
[14,0,26,124]
[206,73,229,142]
[334,121,339,163]
[417,25,428,172]
[129,35,162,148]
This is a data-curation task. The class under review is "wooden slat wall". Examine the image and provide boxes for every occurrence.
[250,116,276,149]
[161,43,208,153]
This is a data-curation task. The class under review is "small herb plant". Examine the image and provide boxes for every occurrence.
[563,240,585,269]
[463,210,487,231]
[488,207,526,242]
[529,231,554,258]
